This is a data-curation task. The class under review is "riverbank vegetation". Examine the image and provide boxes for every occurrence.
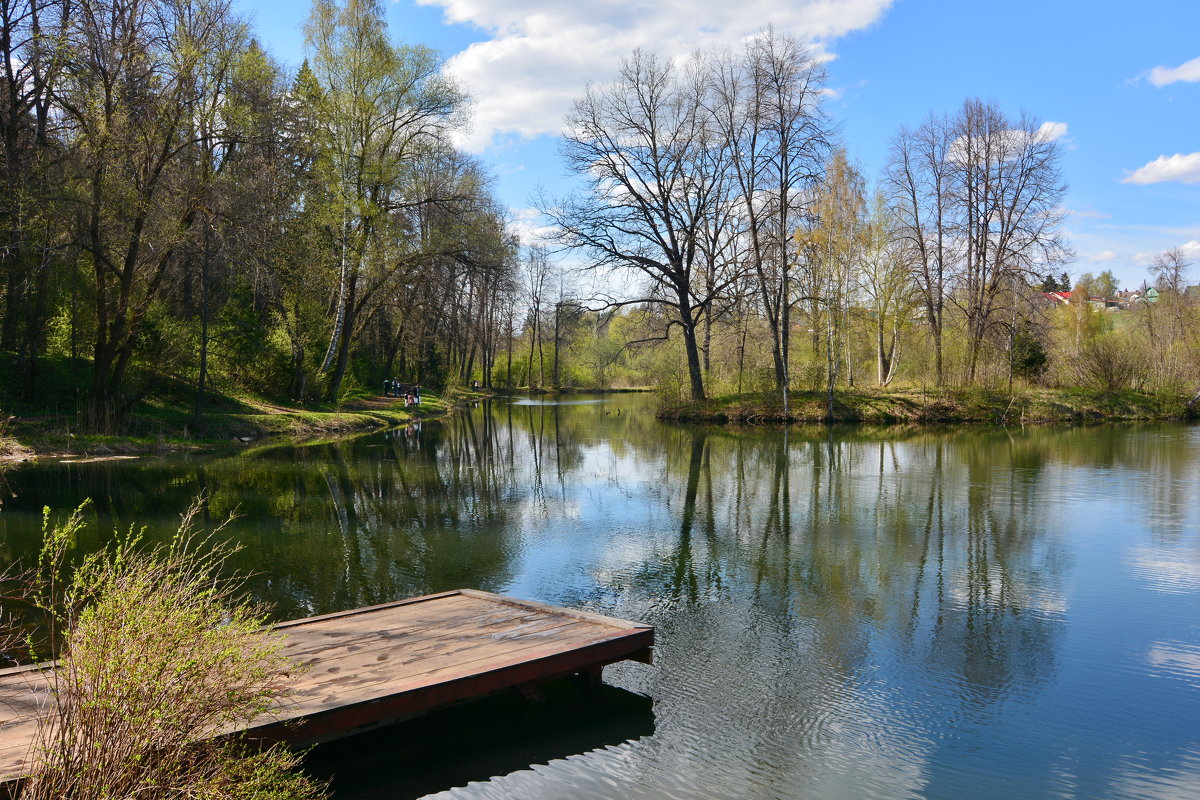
[659,387,1192,425]
[0,0,521,438]
[2,3,1197,444]
[515,34,1200,420]
[9,501,325,799]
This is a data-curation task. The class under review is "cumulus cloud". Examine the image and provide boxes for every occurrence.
[1038,121,1068,141]
[1131,241,1200,267]
[419,0,896,151]
[1181,240,1200,260]
[1123,152,1200,185]
[946,120,1070,165]
[1146,55,1200,87]
[1089,249,1119,262]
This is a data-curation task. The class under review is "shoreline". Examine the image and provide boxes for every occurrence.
[657,387,1200,426]
[0,390,475,465]
[0,387,653,465]
[6,386,1196,465]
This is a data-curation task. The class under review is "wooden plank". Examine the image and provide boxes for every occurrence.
[0,589,653,785]
[287,620,598,707]
[252,631,655,744]
[286,618,593,701]
[281,605,547,662]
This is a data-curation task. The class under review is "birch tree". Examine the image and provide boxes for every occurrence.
[859,191,915,386]
[797,149,866,417]
[305,0,463,401]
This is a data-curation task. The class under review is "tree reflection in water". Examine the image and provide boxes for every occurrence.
[0,399,1197,799]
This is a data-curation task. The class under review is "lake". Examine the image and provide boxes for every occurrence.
[1,393,1198,799]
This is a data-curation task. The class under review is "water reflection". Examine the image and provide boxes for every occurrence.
[0,398,1198,799]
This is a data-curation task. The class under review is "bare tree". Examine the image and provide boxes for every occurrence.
[546,50,737,401]
[889,100,1069,386]
[709,29,829,409]
[522,244,551,388]
[950,99,1069,384]
[886,113,954,386]
[1149,247,1196,381]
[1150,247,1191,297]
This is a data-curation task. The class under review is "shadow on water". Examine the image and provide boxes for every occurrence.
[303,680,654,799]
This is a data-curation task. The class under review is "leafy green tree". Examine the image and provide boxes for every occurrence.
[57,0,247,430]
[304,0,464,401]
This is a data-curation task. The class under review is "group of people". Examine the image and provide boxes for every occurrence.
[383,379,420,408]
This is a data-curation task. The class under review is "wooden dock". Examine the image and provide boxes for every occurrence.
[0,589,653,784]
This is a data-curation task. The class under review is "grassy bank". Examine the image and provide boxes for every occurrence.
[658,387,1198,425]
[1,380,460,462]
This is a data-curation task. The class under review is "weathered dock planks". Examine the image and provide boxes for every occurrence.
[0,588,653,784]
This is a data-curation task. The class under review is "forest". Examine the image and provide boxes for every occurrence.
[2,0,1198,438]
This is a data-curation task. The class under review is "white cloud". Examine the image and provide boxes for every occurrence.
[1180,240,1200,261]
[509,206,556,247]
[1123,152,1200,185]
[493,162,526,176]
[947,120,1070,165]
[1147,641,1200,684]
[1038,121,1068,141]
[1089,249,1119,262]
[1128,546,1200,593]
[421,0,896,152]
[1146,55,1200,87]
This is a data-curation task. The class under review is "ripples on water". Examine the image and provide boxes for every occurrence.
[1,395,1198,799]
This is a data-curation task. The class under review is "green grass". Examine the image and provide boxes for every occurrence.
[658,386,1195,425]
[0,353,457,459]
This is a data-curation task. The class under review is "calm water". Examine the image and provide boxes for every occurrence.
[1,394,1198,799]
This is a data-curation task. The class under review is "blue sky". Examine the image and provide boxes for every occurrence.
[234,0,1199,289]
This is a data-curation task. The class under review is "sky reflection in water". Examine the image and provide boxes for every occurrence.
[1,395,1197,799]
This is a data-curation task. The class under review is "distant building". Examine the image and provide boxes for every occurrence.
[1040,291,1072,305]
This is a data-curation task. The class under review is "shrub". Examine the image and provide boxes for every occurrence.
[1077,335,1140,393]
[17,501,326,800]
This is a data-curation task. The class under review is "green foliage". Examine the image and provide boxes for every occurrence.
[1012,324,1049,381]
[17,501,327,800]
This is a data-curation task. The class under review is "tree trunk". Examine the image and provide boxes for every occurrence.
[506,308,514,388]
[552,302,561,388]
[932,325,944,387]
[677,289,706,401]
[192,223,211,431]
[527,313,538,389]
[324,273,360,402]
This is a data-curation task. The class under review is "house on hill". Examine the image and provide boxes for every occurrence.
[1040,291,1071,306]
